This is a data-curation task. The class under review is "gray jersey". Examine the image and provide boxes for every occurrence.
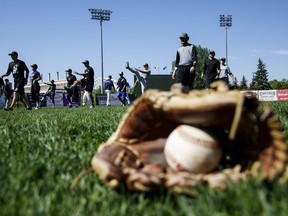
[176,43,197,66]
[219,65,231,78]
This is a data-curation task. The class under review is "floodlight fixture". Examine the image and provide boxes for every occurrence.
[219,15,233,65]
[89,8,113,93]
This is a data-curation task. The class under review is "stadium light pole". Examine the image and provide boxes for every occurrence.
[219,15,232,65]
[89,8,112,93]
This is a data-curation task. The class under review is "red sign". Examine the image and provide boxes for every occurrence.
[277,89,288,101]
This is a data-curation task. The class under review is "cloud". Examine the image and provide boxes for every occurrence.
[273,49,288,55]
[250,49,288,56]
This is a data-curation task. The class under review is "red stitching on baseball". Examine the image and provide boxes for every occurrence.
[176,126,218,149]
[164,148,188,171]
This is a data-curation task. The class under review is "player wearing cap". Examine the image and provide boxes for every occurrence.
[1,51,32,110]
[65,69,79,107]
[104,75,116,106]
[30,64,42,109]
[125,62,151,94]
[202,51,220,89]
[74,60,95,108]
[216,57,237,87]
[172,33,198,93]
[117,72,127,106]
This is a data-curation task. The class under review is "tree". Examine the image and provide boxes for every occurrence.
[269,79,288,89]
[239,75,248,90]
[249,58,271,90]
[194,46,209,89]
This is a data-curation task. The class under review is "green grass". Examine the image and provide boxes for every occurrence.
[0,102,288,216]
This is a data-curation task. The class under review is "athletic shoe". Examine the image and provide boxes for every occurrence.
[26,107,32,110]
[125,61,129,69]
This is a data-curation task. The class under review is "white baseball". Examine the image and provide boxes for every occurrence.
[164,125,222,173]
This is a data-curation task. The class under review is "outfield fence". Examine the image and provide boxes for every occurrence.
[1,89,288,108]
[241,89,288,101]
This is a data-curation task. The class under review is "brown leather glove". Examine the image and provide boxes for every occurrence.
[90,81,287,195]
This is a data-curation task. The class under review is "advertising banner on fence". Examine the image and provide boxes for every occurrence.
[46,91,64,107]
[277,89,288,101]
[62,92,81,106]
[258,90,278,101]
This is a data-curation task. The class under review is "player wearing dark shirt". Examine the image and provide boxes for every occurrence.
[202,51,220,89]
[74,60,95,108]
[30,64,42,109]
[65,69,79,107]
[117,72,127,106]
[1,51,32,110]
[41,80,56,107]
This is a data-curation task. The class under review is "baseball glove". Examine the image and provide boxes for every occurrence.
[76,81,288,195]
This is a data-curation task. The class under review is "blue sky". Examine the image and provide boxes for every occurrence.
[1,0,288,85]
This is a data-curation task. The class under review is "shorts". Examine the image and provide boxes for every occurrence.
[85,82,94,92]
[14,77,26,95]
[117,91,126,99]
[176,65,195,89]
[80,78,94,92]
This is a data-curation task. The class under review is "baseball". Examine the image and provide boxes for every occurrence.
[164,125,222,173]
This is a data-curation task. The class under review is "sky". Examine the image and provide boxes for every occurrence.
[1,0,288,86]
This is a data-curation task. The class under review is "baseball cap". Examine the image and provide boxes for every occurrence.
[179,33,189,39]
[119,71,124,75]
[82,60,89,64]
[30,64,38,69]
[143,63,149,67]
[209,50,215,55]
[8,51,18,56]
[65,69,72,73]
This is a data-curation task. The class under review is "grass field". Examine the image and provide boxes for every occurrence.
[0,102,288,216]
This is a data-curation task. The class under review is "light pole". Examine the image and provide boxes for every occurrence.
[219,15,232,65]
[89,8,112,93]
